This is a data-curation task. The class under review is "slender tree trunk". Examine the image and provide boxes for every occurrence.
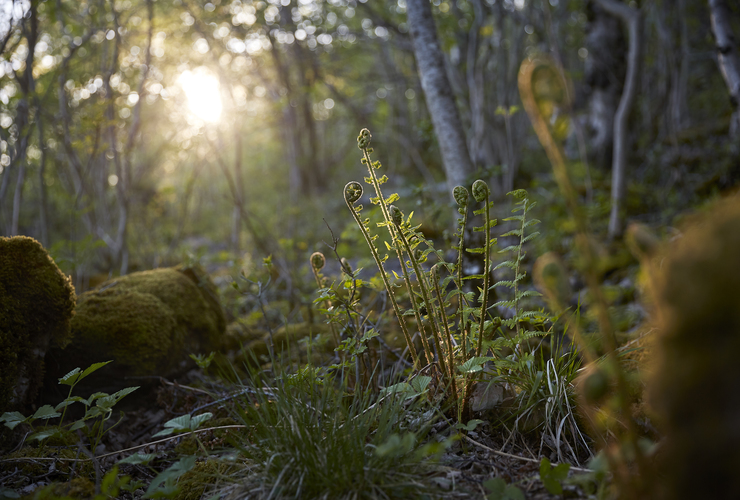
[584,1,626,169]
[406,0,474,197]
[708,0,740,137]
[36,113,49,246]
[10,163,25,235]
[595,0,642,239]
[8,1,38,236]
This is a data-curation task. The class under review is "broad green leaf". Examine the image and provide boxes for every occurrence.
[69,420,86,431]
[539,458,570,494]
[54,397,84,412]
[143,456,197,498]
[379,382,416,399]
[189,412,213,431]
[29,429,61,442]
[483,478,506,498]
[163,414,193,430]
[118,452,158,465]
[58,367,81,386]
[59,361,113,387]
[0,412,28,430]
[409,375,432,394]
[457,357,493,374]
[151,427,175,438]
[456,419,484,432]
[32,405,61,420]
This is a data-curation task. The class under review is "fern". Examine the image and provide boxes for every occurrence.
[343,129,560,426]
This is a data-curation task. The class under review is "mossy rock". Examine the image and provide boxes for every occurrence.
[648,197,740,499]
[0,236,75,413]
[48,266,225,386]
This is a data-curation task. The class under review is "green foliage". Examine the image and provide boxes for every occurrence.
[217,370,441,499]
[343,129,578,440]
[189,352,216,369]
[0,361,138,452]
[539,457,571,495]
[143,456,198,499]
[152,413,214,438]
[28,467,129,500]
[483,477,525,500]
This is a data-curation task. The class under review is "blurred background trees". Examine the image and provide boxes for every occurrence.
[0,0,737,289]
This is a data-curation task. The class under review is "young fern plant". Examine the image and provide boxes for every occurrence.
[491,190,548,356]
[344,128,506,419]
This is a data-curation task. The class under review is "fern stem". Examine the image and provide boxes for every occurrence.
[512,198,527,343]
[432,264,460,413]
[455,204,471,359]
[359,138,435,366]
[396,251,434,366]
[476,195,493,359]
[396,228,449,382]
[310,264,341,350]
[344,195,420,368]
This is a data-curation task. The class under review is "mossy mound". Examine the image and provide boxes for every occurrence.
[649,197,740,499]
[49,266,225,385]
[0,236,75,413]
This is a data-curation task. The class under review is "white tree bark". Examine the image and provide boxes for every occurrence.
[406,0,474,197]
[595,0,642,239]
[708,0,740,137]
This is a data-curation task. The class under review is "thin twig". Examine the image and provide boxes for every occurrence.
[0,425,249,464]
[461,434,594,473]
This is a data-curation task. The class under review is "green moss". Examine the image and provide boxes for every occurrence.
[174,460,235,500]
[48,477,95,499]
[1,446,94,478]
[0,236,75,413]
[55,266,225,382]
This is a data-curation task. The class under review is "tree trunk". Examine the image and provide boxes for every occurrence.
[8,1,39,235]
[406,0,474,197]
[595,0,642,240]
[708,0,740,137]
[584,1,627,170]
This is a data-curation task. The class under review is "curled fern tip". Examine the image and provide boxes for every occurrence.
[472,180,490,202]
[310,252,326,271]
[389,205,404,226]
[357,128,372,150]
[453,186,469,207]
[344,181,363,204]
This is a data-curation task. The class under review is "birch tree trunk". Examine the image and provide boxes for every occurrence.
[406,0,474,197]
[594,0,642,239]
[708,0,740,137]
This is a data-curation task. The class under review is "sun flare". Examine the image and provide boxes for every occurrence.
[178,68,222,123]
